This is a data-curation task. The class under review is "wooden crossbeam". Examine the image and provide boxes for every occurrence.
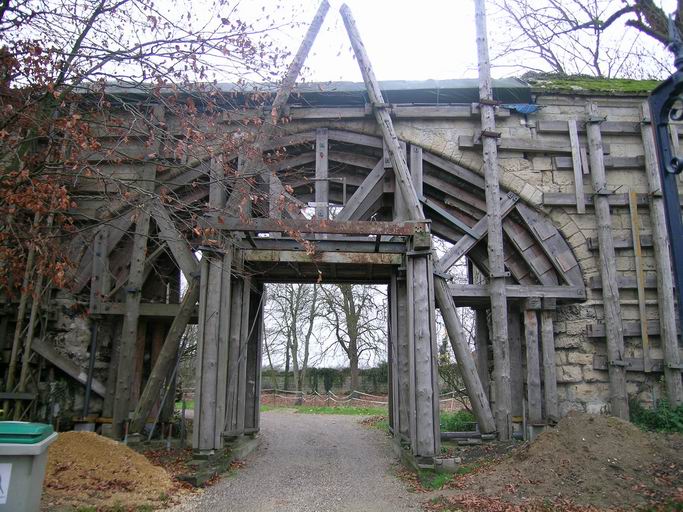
[152,202,199,280]
[336,160,385,221]
[435,192,519,272]
[202,216,424,236]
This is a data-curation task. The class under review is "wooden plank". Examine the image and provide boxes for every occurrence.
[586,102,628,420]
[504,306,522,419]
[543,192,658,207]
[89,228,110,311]
[568,120,585,214]
[242,250,402,265]
[112,163,156,438]
[474,310,490,398]
[215,250,233,447]
[393,142,409,221]
[422,197,476,236]
[540,309,559,421]
[459,135,610,155]
[235,277,252,435]
[586,319,680,338]
[204,216,422,236]
[32,338,106,397]
[629,191,651,372]
[436,192,519,272]
[315,128,329,220]
[152,202,199,280]
[410,145,423,198]
[225,278,244,435]
[524,309,542,424]
[193,255,209,451]
[587,233,653,250]
[592,355,683,372]
[642,102,683,404]
[553,155,644,170]
[538,120,639,134]
[449,284,585,303]
[394,274,411,440]
[422,151,486,190]
[475,0,511,440]
[588,274,659,289]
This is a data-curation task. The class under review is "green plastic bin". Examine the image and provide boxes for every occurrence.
[0,422,57,511]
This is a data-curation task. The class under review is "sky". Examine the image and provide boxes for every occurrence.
[251,0,481,84]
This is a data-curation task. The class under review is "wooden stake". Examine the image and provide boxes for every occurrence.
[641,102,683,405]
[475,0,512,439]
[435,278,496,434]
[585,102,629,420]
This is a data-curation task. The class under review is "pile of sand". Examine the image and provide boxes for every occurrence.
[456,412,683,509]
[42,431,174,510]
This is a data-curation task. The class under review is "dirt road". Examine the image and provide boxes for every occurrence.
[169,409,421,512]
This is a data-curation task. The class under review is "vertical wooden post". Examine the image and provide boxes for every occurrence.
[523,302,542,425]
[225,276,245,435]
[628,190,651,372]
[315,128,329,220]
[112,165,156,438]
[540,299,559,422]
[507,305,523,418]
[474,0,512,439]
[235,277,252,434]
[393,272,411,440]
[474,309,490,398]
[388,275,400,435]
[245,283,264,433]
[586,102,629,420]
[406,243,440,458]
[641,102,683,405]
[568,119,586,214]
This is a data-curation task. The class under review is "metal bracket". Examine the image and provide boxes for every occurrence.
[489,271,511,279]
[667,363,683,370]
[586,115,607,124]
[479,98,502,106]
[609,360,627,367]
[481,130,502,139]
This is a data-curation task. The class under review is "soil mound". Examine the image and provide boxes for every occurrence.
[42,431,174,510]
[456,412,683,509]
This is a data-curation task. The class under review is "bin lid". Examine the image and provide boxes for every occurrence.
[0,422,54,444]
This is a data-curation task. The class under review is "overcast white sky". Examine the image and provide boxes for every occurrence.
[259,0,481,84]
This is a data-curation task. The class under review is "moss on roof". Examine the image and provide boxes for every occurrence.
[526,75,661,95]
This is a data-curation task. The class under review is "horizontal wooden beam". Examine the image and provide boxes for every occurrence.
[592,354,683,372]
[202,217,426,236]
[542,192,683,207]
[587,234,653,251]
[588,274,660,289]
[538,120,640,135]
[448,284,585,305]
[553,155,644,170]
[242,249,403,265]
[459,135,610,155]
[96,302,198,319]
[235,237,407,253]
[586,319,679,338]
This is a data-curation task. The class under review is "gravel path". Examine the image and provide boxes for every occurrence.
[169,410,422,512]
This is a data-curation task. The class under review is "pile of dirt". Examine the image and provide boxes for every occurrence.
[446,412,683,509]
[42,431,175,510]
